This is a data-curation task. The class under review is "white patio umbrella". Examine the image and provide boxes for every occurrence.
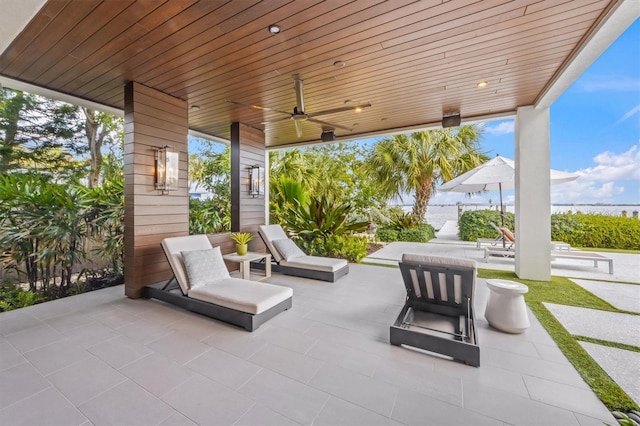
[438,155,578,228]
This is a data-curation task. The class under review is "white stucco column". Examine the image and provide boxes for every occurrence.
[515,106,551,281]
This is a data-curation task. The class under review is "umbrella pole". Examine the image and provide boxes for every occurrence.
[499,182,506,248]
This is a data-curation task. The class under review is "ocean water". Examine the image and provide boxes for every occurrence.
[400,204,640,230]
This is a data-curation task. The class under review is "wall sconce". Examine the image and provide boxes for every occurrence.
[155,146,179,194]
[248,165,265,198]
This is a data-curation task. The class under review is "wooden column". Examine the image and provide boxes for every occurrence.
[124,82,189,298]
[230,122,267,253]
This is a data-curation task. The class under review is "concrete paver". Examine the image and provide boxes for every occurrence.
[571,279,640,313]
[580,341,640,406]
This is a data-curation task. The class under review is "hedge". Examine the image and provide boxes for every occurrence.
[377,223,435,243]
[458,210,640,250]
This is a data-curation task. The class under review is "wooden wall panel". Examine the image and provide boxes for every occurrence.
[124,81,189,298]
[230,122,267,254]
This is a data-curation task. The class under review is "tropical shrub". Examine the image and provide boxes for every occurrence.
[376,228,398,242]
[376,223,435,242]
[398,224,436,242]
[283,195,369,240]
[294,234,369,263]
[0,173,89,294]
[189,198,229,235]
[458,210,515,241]
[84,179,124,276]
[0,282,45,311]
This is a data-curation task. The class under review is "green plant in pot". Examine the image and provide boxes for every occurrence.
[230,232,253,255]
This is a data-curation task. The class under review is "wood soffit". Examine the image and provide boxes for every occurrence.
[0,0,617,147]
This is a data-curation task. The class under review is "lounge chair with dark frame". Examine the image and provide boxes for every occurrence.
[256,224,349,282]
[390,253,480,367]
[144,235,293,331]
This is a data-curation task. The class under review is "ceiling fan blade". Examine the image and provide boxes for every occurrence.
[307,118,352,132]
[294,120,304,138]
[307,102,372,118]
[225,99,291,116]
[293,75,305,113]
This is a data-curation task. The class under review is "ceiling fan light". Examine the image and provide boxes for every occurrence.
[354,106,363,113]
[477,80,488,88]
[268,24,281,34]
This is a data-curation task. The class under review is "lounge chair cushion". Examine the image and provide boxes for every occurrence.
[188,278,293,315]
[402,254,477,270]
[181,247,230,288]
[258,225,289,262]
[162,235,215,294]
[281,256,347,273]
[272,239,306,261]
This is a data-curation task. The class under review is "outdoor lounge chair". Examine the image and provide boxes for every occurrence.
[256,224,349,282]
[144,235,293,331]
[390,254,480,367]
[478,223,571,251]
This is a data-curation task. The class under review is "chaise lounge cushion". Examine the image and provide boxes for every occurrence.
[181,247,230,288]
[272,239,306,261]
[281,256,347,272]
[188,278,293,315]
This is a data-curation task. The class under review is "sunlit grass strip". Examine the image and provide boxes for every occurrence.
[477,269,639,412]
[575,336,640,353]
[576,247,640,255]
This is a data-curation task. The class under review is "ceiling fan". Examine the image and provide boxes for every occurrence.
[227,74,371,138]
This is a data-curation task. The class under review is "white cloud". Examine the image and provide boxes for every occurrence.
[483,121,514,135]
[550,145,639,203]
[577,145,640,181]
[615,104,640,125]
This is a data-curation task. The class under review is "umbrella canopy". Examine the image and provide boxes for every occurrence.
[438,156,579,193]
[438,155,579,231]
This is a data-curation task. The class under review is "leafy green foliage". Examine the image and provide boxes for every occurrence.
[377,223,435,242]
[0,282,45,311]
[294,234,369,263]
[0,173,89,293]
[376,228,398,242]
[551,212,640,250]
[189,143,231,232]
[398,224,436,242]
[189,198,229,235]
[458,209,515,241]
[84,179,124,276]
[1,88,86,179]
[282,195,369,240]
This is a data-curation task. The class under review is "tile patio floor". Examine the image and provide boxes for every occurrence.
[0,264,614,425]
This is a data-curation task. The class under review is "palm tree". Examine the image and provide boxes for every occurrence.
[368,126,488,222]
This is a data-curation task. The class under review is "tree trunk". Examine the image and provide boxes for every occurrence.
[83,108,103,188]
[412,179,433,223]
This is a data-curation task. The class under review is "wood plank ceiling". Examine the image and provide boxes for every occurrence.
[0,0,616,147]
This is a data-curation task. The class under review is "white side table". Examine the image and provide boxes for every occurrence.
[485,279,530,334]
[222,252,271,281]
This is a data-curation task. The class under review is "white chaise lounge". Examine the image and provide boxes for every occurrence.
[256,225,349,282]
[144,235,293,331]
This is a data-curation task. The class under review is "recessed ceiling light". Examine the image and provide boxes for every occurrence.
[477,80,488,88]
[268,24,281,34]
[354,106,363,113]
[190,105,200,111]
[333,60,346,68]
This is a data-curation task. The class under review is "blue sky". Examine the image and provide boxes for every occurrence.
[431,18,640,206]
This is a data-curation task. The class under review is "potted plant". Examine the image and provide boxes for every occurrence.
[230,232,253,255]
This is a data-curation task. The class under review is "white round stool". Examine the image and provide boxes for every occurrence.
[485,279,530,333]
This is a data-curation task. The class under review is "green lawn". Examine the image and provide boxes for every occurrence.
[477,269,640,412]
